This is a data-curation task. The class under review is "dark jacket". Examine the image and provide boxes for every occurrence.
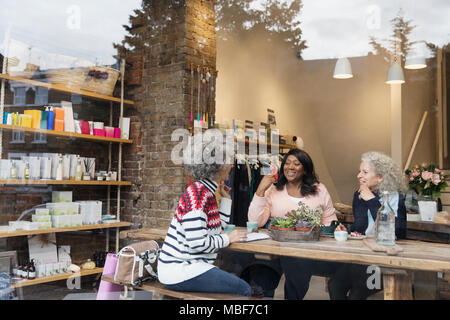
[350,190,407,239]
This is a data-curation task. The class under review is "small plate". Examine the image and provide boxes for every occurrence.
[348,235,366,240]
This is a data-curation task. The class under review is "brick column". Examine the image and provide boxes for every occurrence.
[121,0,217,228]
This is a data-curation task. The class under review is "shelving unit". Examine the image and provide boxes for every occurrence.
[0,179,131,186]
[0,124,133,144]
[11,267,104,289]
[0,222,132,239]
[0,59,133,293]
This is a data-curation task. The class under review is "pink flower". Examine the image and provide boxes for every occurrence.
[435,168,440,173]
[421,171,433,180]
[414,165,419,169]
[412,170,420,177]
[410,177,414,181]
[432,174,441,185]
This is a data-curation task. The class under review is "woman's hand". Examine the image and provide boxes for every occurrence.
[358,185,375,201]
[219,180,231,199]
[226,229,248,243]
[255,174,277,197]
[335,223,347,232]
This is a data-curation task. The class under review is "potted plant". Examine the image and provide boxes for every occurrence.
[270,217,295,231]
[406,163,448,221]
[286,202,322,231]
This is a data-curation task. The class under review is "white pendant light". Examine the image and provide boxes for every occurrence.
[386,60,405,84]
[405,56,426,69]
[333,57,353,79]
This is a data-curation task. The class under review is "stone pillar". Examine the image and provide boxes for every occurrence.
[120,0,217,228]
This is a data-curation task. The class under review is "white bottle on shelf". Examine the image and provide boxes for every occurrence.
[56,154,63,180]
[10,160,17,179]
[75,156,82,181]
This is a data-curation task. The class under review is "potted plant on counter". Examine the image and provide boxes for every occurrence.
[286,202,322,231]
[270,217,296,231]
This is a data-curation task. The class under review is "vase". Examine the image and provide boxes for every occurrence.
[418,195,437,222]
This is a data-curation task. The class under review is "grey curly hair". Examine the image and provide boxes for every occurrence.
[183,132,229,180]
[361,151,407,194]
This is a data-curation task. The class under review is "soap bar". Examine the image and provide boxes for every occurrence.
[68,264,80,273]
[81,261,96,270]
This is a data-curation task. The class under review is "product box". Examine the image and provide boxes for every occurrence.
[58,246,71,263]
[51,214,82,228]
[76,201,102,225]
[32,215,51,222]
[36,222,52,229]
[35,208,50,216]
[52,191,72,203]
[0,159,11,179]
[120,117,130,139]
[46,202,79,216]
[28,233,58,265]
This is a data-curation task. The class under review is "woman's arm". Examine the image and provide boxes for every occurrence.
[349,191,370,233]
[182,210,230,254]
[319,184,338,226]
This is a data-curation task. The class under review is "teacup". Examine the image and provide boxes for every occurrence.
[224,224,235,234]
[246,221,258,233]
[334,230,348,242]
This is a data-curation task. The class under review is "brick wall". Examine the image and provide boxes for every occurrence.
[120,0,217,229]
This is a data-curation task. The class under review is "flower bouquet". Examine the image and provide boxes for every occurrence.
[406,163,448,198]
[406,163,448,221]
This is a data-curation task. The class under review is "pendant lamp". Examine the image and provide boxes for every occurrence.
[333,58,353,79]
[386,60,405,84]
[405,56,426,69]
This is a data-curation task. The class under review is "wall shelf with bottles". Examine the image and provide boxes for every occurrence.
[11,267,104,289]
[0,73,134,105]
[0,58,132,283]
[0,124,133,144]
[0,222,132,239]
[0,179,131,186]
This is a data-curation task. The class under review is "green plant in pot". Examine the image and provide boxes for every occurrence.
[291,202,322,231]
[271,217,296,231]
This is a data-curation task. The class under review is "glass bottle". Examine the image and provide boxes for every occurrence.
[28,260,36,280]
[75,156,82,181]
[10,160,17,180]
[375,191,396,246]
[24,161,30,180]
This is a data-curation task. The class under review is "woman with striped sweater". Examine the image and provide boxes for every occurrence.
[157,138,251,296]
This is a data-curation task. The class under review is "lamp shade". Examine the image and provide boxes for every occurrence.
[333,58,353,79]
[386,61,405,84]
[405,56,426,69]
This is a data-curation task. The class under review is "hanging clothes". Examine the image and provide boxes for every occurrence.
[231,161,251,227]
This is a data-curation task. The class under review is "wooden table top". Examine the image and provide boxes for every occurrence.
[120,227,450,273]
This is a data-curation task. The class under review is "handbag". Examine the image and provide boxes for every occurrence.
[113,240,160,286]
[320,220,340,237]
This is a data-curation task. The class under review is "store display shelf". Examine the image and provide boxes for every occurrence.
[0,179,131,186]
[0,73,134,105]
[0,222,132,239]
[235,137,296,149]
[10,267,104,288]
[0,124,133,144]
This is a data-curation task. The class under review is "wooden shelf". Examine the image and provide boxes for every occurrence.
[11,267,104,288]
[0,179,131,186]
[0,124,133,144]
[235,137,296,149]
[0,221,132,239]
[0,73,134,105]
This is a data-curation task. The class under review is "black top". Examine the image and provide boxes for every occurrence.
[350,190,407,239]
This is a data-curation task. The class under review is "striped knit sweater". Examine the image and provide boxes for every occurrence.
[157,179,232,285]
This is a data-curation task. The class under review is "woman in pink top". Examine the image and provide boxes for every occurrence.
[247,149,342,299]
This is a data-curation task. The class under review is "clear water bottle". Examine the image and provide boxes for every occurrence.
[375,191,396,246]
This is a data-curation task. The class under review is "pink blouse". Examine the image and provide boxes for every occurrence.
[248,183,338,227]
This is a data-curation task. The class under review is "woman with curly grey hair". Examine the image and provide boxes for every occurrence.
[328,151,407,300]
[158,134,253,296]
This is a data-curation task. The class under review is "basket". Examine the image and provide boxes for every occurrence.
[270,227,320,242]
[46,66,120,96]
